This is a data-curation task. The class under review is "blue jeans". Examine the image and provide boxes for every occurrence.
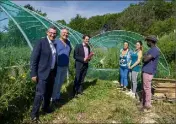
[120,67,129,87]
[51,66,68,100]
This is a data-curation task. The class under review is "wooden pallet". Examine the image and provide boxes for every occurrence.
[152,78,176,102]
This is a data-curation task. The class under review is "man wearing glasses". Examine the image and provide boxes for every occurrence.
[30,26,57,122]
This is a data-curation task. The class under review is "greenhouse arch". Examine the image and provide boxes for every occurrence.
[0,0,170,79]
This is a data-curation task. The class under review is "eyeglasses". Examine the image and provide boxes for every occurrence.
[48,32,57,35]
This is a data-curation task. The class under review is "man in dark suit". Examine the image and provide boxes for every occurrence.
[30,26,57,122]
[73,35,93,97]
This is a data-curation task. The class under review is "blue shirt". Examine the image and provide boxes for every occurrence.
[56,39,72,67]
[142,46,160,75]
[119,49,131,69]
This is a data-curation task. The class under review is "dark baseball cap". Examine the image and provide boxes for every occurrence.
[145,35,158,43]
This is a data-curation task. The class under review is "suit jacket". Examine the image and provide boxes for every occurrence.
[30,37,57,80]
[73,43,90,70]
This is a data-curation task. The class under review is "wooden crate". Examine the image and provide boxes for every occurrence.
[152,78,176,101]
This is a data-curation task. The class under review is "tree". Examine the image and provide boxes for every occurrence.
[68,14,87,34]
[56,20,67,25]
[146,17,176,36]
[24,4,47,17]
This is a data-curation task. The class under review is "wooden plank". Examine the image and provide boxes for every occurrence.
[153,93,166,98]
[155,83,176,88]
[152,78,176,83]
[154,88,176,93]
[165,93,176,99]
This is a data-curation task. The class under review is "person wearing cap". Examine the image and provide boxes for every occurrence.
[141,35,160,112]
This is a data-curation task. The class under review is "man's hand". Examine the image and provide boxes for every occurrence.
[84,57,87,62]
[143,54,153,62]
[87,57,91,61]
[84,57,89,62]
[32,76,37,82]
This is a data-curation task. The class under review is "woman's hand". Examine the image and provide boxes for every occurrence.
[129,66,133,69]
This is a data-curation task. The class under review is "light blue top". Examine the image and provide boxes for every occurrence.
[56,39,72,67]
[119,49,131,69]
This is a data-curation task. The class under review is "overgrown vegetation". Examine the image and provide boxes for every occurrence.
[23,80,175,123]
[0,66,34,124]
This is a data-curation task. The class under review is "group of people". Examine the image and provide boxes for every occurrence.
[119,41,143,95]
[30,26,93,122]
[30,26,160,122]
[119,36,160,112]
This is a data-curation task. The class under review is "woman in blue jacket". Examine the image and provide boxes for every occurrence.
[119,42,131,91]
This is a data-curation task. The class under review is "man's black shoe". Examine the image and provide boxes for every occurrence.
[79,92,84,95]
[58,97,64,101]
[73,93,79,98]
[52,100,59,105]
[74,95,79,99]
[42,107,53,114]
[31,117,41,123]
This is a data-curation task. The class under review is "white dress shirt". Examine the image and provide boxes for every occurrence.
[47,36,56,69]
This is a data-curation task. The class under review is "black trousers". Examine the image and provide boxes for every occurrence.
[73,65,88,95]
[31,70,55,119]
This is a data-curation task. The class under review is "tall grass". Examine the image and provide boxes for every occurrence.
[0,46,33,124]
[0,46,31,68]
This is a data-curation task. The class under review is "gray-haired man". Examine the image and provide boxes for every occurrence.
[51,28,72,103]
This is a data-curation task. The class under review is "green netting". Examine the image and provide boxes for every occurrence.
[0,0,170,80]
[0,0,83,68]
[0,0,83,49]
[89,30,170,79]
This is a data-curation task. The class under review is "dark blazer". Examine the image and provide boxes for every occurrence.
[30,37,56,80]
[73,43,90,69]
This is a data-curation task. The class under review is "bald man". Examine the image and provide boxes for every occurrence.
[51,28,72,104]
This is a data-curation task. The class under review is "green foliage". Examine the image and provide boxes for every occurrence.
[0,19,27,48]
[0,67,35,124]
[158,32,176,63]
[146,17,176,36]
[0,46,32,123]
[0,46,31,68]
[56,20,67,26]
[84,15,105,35]
[68,14,87,34]
[157,32,176,78]
[67,0,175,36]
[90,47,118,69]
[144,0,174,20]
[24,4,47,17]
